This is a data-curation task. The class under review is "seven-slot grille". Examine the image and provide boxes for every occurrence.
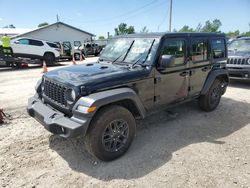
[227,58,250,65]
[42,79,67,107]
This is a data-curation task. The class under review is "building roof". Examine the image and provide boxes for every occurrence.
[13,22,95,38]
[0,28,33,36]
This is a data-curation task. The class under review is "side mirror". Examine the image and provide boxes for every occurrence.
[159,55,175,69]
[14,41,20,44]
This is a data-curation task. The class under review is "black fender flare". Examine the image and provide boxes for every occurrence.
[73,88,146,118]
[201,69,229,95]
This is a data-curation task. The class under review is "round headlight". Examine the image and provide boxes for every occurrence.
[248,59,250,65]
[65,89,76,103]
[71,89,76,101]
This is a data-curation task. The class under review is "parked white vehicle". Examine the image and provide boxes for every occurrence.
[11,38,60,64]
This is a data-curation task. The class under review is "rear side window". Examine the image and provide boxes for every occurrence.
[29,39,44,46]
[47,42,58,48]
[211,39,226,59]
[191,39,208,62]
[162,39,186,66]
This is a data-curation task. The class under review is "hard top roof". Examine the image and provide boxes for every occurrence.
[112,32,225,39]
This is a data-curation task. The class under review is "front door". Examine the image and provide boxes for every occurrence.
[154,37,189,107]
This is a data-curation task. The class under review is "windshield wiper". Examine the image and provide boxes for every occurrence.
[132,39,155,68]
[112,40,135,65]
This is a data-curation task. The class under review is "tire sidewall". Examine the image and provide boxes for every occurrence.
[44,53,55,65]
[87,106,136,161]
[206,79,222,111]
[74,53,80,60]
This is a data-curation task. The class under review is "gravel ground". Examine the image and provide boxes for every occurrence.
[0,58,250,188]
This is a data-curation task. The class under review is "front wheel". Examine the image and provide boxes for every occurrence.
[43,53,55,65]
[74,53,81,60]
[85,105,136,161]
[199,79,222,112]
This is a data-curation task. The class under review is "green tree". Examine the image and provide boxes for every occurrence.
[179,25,194,32]
[195,23,202,32]
[3,24,15,28]
[201,19,222,32]
[38,22,49,27]
[114,23,135,35]
[98,36,105,40]
[241,23,250,36]
[226,30,240,37]
[140,26,149,33]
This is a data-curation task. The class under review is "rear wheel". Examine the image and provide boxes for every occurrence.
[43,53,55,65]
[74,53,81,61]
[85,105,136,161]
[199,79,222,112]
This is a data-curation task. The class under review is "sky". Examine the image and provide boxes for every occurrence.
[0,0,249,37]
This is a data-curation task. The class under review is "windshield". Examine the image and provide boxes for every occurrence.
[100,37,159,65]
[228,39,250,52]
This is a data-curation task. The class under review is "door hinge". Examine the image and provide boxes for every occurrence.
[154,95,160,102]
[154,77,161,84]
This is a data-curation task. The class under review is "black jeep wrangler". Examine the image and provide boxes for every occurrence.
[27,32,228,161]
[226,36,250,80]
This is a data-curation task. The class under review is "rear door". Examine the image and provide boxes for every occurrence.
[154,37,189,106]
[188,37,211,96]
[28,39,44,57]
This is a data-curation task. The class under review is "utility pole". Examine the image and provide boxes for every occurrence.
[56,14,59,22]
[169,0,173,32]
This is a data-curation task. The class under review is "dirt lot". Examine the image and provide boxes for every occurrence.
[0,58,250,188]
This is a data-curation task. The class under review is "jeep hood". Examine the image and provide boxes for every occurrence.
[228,50,250,58]
[44,62,151,91]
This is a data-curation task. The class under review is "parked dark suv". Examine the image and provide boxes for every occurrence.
[27,32,229,161]
[226,37,250,80]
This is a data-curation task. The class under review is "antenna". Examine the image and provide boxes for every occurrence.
[169,0,172,32]
[56,14,59,22]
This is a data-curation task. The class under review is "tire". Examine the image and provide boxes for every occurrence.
[43,53,55,65]
[199,79,222,112]
[74,53,81,61]
[85,105,136,161]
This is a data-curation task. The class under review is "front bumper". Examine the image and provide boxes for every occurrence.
[27,96,91,138]
[227,67,250,80]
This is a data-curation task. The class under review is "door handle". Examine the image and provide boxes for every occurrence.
[202,67,210,72]
[179,71,189,77]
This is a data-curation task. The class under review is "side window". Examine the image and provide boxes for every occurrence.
[29,39,44,46]
[162,39,186,66]
[18,39,29,45]
[74,41,81,47]
[191,39,208,62]
[62,42,72,50]
[46,42,58,48]
[211,39,226,59]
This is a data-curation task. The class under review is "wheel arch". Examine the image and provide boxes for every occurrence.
[74,88,146,120]
[43,51,55,58]
[201,69,229,95]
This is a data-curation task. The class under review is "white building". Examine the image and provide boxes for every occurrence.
[12,22,95,45]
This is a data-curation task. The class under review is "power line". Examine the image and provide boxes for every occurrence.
[157,0,169,31]
[63,0,165,24]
